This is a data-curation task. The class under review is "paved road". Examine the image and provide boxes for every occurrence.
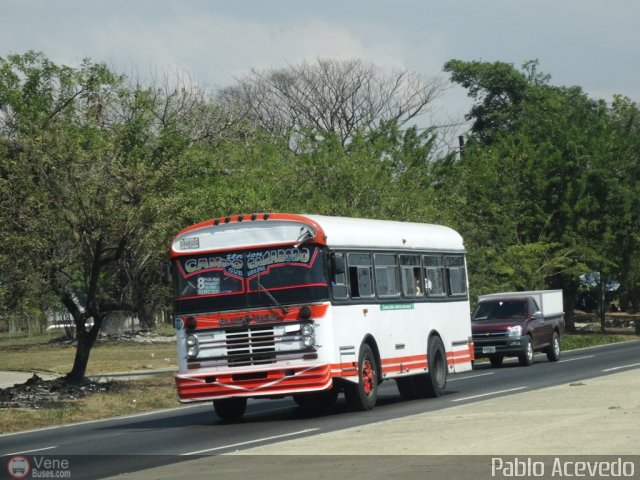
[1,341,639,480]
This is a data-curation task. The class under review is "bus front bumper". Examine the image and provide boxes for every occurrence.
[175,364,332,402]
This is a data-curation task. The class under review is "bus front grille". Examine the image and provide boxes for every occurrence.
[226,326,276,367]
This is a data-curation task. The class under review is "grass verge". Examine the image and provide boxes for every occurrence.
[0,334,176,375]
[561,332,636,350]
[0,373,179,434]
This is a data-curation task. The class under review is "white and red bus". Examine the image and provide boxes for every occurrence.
[170,213,473,420]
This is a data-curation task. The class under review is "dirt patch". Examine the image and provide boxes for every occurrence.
[0,373,120,409]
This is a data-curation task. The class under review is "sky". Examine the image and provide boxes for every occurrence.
[2,0,639,128]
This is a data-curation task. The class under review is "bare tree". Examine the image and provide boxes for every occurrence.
[218,58,449,145]
[109,66,240,145]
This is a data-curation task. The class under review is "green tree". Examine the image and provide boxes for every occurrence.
[607,95,640,312]
[0,52,201,381]
[443,59,638,329]
[174,119,447,228]
[277,121,445,222]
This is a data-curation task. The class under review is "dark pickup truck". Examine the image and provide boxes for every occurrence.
[471,290,565,367]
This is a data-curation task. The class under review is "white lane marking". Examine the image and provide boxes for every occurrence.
[448,372,495,382]
[451,386,527,402]
[3,446,57,456]
[559,355,595,363]
[602,363,640,372]
[181,428,320,455]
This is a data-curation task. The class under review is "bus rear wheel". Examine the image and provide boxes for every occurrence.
[213,397,247,421]
[344,343,378,411]
[414,336,447,398]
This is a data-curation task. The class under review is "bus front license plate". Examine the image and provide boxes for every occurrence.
[482,346,496,354]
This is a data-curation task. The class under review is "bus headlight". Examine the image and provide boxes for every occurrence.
[187,346,199,358]
[301,323,314,337]
[300,323,315,348]
[187,345,199,358]
[186,334,199,359]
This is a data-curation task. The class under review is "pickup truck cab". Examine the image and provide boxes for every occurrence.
[471,290,565,367]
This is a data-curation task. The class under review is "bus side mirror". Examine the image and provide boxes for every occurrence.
[161,262,172,285]
[331,254,345,275]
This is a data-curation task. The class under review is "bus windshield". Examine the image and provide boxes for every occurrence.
[173,245,329,314]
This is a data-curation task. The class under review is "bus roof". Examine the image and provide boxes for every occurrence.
[170,213,464,255]
[305,215,464,251]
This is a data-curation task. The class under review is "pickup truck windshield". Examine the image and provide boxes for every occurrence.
[173,245,329,314]
[472,300,527,321]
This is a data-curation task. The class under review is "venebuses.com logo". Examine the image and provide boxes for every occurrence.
[6,455,72,478]
[6,456,30,479]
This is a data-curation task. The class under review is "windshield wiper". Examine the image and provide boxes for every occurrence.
[256,272,288,316]
[294,226,313,249]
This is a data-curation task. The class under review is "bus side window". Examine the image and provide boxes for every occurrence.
[445,255,467,296]
[423,255,445,296]
[400,254,423,297]
[374,253,400,298]
[331,252,349,300]
[347,252,374,298]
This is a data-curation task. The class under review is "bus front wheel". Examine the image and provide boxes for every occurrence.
[344,343,378,411]
[213,397,247,421]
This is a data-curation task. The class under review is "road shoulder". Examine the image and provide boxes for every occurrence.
[103,369,640,480]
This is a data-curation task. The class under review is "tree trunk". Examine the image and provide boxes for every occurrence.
[561,277,578,333]
[65,316,100,383]
[599,276,607,334]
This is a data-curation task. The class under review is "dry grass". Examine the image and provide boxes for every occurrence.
[0,373,179,434]
[0,334,177,375]
[0,330,181,433]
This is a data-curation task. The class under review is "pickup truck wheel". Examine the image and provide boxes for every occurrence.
[344,343,378,411]
[546,331,561,362]
[213,397,247,421]
[489,354,504,367]
[518,336,534,366]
